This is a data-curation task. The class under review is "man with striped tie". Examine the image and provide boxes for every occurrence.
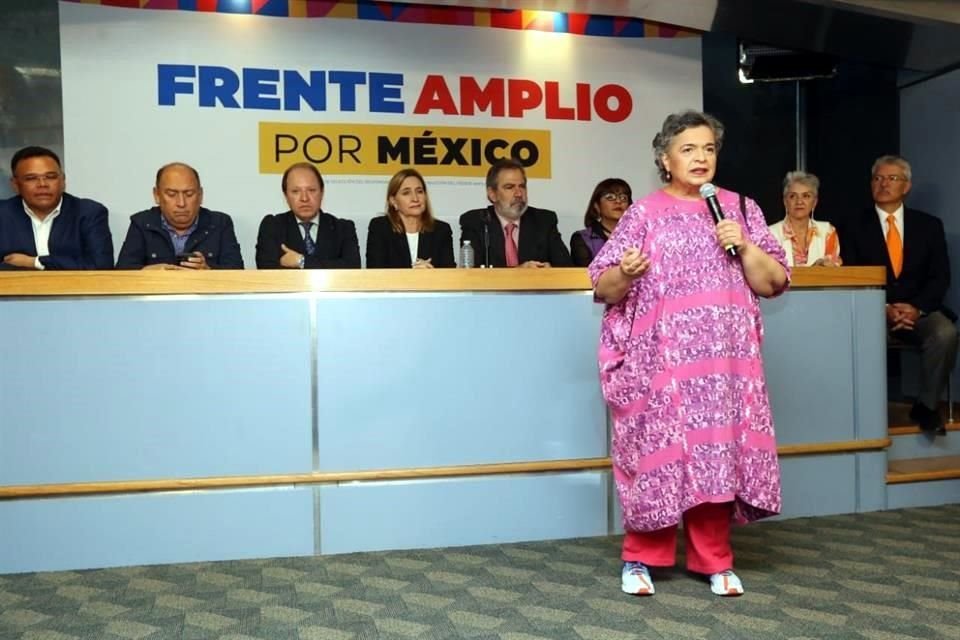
[255,162,360,270]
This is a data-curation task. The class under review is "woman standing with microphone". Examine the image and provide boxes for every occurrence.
[590,110,789,597]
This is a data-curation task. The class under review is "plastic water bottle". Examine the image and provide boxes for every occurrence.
[460,240,475,268]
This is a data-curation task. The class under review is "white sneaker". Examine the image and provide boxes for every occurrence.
[621,562,655,595]
[710,569,744,596]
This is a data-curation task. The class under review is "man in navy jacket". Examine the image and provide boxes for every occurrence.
[116,162,243,269]
[0,146,113,270]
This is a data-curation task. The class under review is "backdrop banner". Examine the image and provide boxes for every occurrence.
[59,2,702,265]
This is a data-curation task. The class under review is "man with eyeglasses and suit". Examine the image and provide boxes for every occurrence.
[840,154,957,436]
[459,158,572,268]
[0,146,114,270]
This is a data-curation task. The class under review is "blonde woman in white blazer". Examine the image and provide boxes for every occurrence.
[768,171,841,267]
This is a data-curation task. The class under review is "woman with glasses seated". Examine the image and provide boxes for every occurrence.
[570,178,633,267]
[768,170,841,267]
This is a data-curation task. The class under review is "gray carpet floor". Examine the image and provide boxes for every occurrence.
[1,504,958,639]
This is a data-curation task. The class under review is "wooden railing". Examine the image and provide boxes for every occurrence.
[0,438,891,500]
[0,266,886,296]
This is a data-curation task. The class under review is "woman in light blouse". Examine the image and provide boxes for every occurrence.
[768,170,841,266]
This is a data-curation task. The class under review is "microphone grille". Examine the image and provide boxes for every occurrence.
[699,183,717,199]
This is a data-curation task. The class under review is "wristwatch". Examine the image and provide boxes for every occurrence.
[298,255,305,269]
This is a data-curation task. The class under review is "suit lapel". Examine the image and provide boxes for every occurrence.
[487,211,506,266]
[13,199,38,255]
[901,208,915,275]
[313,212,336,260]
[393,228,412,267]
[866,208,893,273]
[416,229,431,264]
[517,211,536,263]
[286,212,307,254]
[46,197,70,255]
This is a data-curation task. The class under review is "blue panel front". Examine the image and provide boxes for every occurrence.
[761,291,859,444]
[779,455,857,518]
[0,487,315,574]
[318,472,609,554]
[0,296,314,484]
[851,290,889,440]
[313,292,607,470]
[889,430,960,459]
[887,479,960,509]
[856,452,888,512]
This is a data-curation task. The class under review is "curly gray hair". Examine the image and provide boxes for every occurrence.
[652,110,725,183]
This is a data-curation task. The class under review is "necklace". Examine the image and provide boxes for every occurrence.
[789,221,809,250]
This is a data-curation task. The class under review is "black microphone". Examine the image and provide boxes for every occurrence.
[480,209,491,268]
[699,183,738,257]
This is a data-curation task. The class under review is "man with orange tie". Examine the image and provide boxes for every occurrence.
[459,158,571,268]
[841,155,957,435]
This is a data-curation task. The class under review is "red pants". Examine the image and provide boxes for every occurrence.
[621,502,733,575]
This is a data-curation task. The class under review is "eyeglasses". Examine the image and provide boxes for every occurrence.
[18,172,61,184]
[872,174,907,183]
[601,193,630,203]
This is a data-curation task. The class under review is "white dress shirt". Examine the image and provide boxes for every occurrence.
[297,213,320,242]
[495,212,521,248]
[406,232,420,266]
[876,204,904,243]
[22,199,63,271]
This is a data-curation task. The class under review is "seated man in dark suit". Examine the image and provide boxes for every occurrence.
[255,162,360,269]
[116,162,243,269]
[0,146,113,270]
[840,154,958,435]
[459,158,572,268]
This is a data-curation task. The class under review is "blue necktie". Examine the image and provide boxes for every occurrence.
[300,221,316,256]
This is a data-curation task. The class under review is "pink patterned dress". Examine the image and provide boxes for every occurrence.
[588,188,789,532]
